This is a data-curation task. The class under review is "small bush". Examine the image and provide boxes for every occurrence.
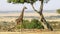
[30,19,44,29]
[20,19,44,29]
[56,9,60,14]
[16,25,21,29]
[22,20,30,28]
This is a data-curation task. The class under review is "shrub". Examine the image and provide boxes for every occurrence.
[30,19,44,29]
[20,19,44,29]
[16,25,21,29]
[56,9,60,14]
[22,20,30,28]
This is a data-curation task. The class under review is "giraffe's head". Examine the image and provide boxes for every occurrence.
[24,7,27,9]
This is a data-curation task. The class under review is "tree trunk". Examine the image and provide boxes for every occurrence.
[39,0,53,31]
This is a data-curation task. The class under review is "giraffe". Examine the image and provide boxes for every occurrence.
[8,7,27,31]
[15,7,27,25]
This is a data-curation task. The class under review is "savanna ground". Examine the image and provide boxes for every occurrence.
[0,13,60,34]
[21,31,60,34]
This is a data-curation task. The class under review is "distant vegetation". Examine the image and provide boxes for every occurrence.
[56,9,60,14]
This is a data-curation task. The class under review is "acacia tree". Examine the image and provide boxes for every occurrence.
[7,0,53,31]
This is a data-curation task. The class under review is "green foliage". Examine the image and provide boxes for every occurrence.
[7,0,50,4]
[16,25,21,29]
[20,19,44,29]
[56,9,60,14]
[7,0,12,3]
[7,0,37,4]
[22,20,30,28]
[30,19,44,29]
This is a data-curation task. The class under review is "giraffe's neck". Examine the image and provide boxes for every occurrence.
[19,7,26,18]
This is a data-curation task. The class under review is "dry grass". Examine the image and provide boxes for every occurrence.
[0,32,20,34]
[0,31,59,34]
[0,31,60,34]
[21,31,60,34]
[20,29,60,34]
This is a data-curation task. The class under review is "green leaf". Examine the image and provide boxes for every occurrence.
[7,0,12,3]
[20,0,24,3]
[7,0,37,3]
